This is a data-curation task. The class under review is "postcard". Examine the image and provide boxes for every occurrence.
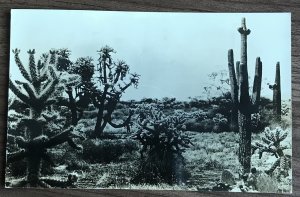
[6,10,291,193]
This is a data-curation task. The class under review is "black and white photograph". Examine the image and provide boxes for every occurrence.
[5,10,292,193]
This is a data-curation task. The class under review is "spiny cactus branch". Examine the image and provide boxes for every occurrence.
[9,78,30,104]
[28,49,38,83]
[236,61,240,88]
[12,49,32,82]
[252,57,262,110]
[108,112,133,129]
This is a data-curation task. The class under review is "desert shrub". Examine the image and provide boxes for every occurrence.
[184,118,203,132]
[212,113,229,133]
[7,161,27,177]
[64,155,90,171]
[173,103,185,109]
[203,156,223,170]
[184,112,228,133]
[201,119,215,132]
[82,138,139,163]
[184,118,215,132]
[189,98,208,108]
[190,110,208,121]
[83,110,98,120]
[256,172,278,192]
[132,105,192,184]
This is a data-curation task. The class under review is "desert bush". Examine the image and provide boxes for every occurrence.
[212,113,229,133]
[184,118,215,132]
[82,139,139,163]
[132,105,192,184]
[184,118,203,132]
[7,161,27,177]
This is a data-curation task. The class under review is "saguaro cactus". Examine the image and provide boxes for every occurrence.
[228,18,262,174]
[269,62,281,121]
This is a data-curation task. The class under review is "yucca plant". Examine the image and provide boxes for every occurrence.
[252,127,290,177]
[132,105,192,184]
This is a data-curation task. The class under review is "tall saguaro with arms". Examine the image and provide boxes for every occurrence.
[228,18,262,174]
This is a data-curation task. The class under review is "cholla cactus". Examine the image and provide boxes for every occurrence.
[9,49,59,119]
[7,126,85,187]
[132,105,192,184]
[7,49,85,187]
[252,127,290,176]
[93,46,140,137]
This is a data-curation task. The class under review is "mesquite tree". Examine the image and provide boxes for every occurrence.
[268,62,281,121]
[92,46,140,137]
[8,49,84,187]
[227,18,262,174]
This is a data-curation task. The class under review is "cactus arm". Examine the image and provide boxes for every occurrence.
[43,127,72,148]
[266,158,280,174]
[7,150,28,163]
[108,112,132,128]
[9,78,30,104]
[252,57,262,110]
[12,49,32,82]
[274,62,281,120]
[39,79,59,103]
[48,66,58,80]
[228,49,239,105]
[119,81,133,93]
[22,83,37,100]
[49,50,56,64]
[38,73,48,83]
[28,49,38,83]
[67,139,82,150]
[44,127,84,149]
[236,61,240,87]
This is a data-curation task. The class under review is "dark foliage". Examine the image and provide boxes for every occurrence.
[82,139,139,163]
[132,105,193,184]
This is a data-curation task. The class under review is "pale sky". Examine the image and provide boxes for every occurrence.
[10,10,291,101]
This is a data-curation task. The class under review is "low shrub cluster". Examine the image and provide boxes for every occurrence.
[132,105,193,184]
[82,139,139,163]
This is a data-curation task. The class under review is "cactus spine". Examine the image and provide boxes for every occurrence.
[228,18,262,174]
